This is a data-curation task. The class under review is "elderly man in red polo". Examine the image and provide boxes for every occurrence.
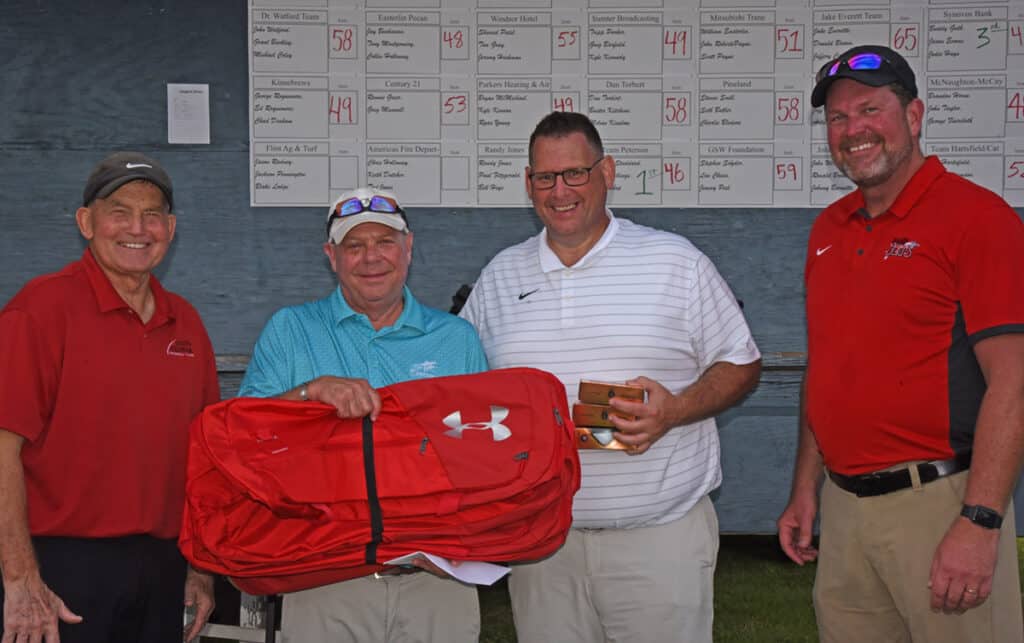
[0,152,219,642]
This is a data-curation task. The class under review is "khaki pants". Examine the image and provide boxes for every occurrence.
[280,572,479,643]
[509,495,719,643]
[815,470,1023,643]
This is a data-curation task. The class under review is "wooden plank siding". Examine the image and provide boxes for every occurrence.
[2,0,1021,534]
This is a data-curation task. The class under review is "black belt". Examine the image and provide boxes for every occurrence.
[828,451,971,497]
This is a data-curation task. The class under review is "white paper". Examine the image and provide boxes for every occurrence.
[384,552,509,586]
[247,1,1024,208]
[167,83,210,144]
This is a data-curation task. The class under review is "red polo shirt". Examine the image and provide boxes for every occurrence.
[0,249,220,538]
[805,156,1024,475]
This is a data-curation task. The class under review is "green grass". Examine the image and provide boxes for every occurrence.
[712,535,817,643]
[478,536,1024,643]
[479,577,517,643]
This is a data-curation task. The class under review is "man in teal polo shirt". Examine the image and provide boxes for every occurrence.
[239,187,487,643]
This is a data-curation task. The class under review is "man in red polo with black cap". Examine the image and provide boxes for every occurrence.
[777,44,1024,642]
[0,152,219,642]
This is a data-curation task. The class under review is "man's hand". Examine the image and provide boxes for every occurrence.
[607,376,679,455]
[928,517,999,614]
[2,573,82,643]
[606,361,761,456]
[307,377,382,420]
[777,489,820,565]
[183,567,215,642]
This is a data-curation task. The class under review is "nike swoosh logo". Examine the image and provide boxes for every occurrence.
[125,163,152,169]
[518,289,539,300]
[816,245,833,256]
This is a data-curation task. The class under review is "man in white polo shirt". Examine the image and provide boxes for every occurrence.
[460,111,762,642]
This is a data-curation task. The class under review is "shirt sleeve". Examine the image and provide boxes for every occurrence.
[463,326,489,374]
[0,309,61,442]
[458,264,495,352]
[458,281,483,329]
[692,253,762,369]
[238,310,298,398]
[955,201,1024,342]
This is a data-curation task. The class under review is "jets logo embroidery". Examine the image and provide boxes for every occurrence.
[409,361,438,378]
[883,238,920,260]
[442,406,512,441]
[166,339,195,357]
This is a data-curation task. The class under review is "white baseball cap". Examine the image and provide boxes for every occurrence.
[326,187,408,244]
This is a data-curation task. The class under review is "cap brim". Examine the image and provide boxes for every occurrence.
[328,212,408,244]
[94,174,173,207]
[811,69,901,107]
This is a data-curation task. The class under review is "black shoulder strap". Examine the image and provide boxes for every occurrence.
[362,415,383,564]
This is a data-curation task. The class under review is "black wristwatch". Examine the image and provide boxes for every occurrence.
[961,504,1003,530]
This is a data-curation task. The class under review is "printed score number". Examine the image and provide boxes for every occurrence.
[556,29,578,48]
[444,95,467,114]
[664,96,688,125]
[553,96,575,112]
[776,163,798,182]
[892,25,918,54]
[776,94,801,125]
[1008,160,1024,181]
[329,93,354,124]
[663,161,685,186]
[332,26,355,53]
[774,160,801,191]
[443,29,465,50]
[1012,23,1024,53]
[776,27,803,57]
[553,27,580,59]
[1010,91,1024,122]
[664,28,688,57]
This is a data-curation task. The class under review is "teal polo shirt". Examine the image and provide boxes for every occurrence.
[239,286,487,395]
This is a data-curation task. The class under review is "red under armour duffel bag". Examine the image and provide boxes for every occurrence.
[179,367,580,594]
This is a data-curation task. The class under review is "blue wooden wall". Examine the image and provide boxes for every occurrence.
[1,0,1020,534]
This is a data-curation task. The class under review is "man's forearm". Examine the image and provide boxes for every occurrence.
[963,335,1024,513]
[791,417,825,497]
[791,374,824,496]
[0,430,39,584]
[962,383,1024,513]
[670,359,762,427]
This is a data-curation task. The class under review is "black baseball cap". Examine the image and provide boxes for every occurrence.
[811,45,917,108]
[82,152,174,210]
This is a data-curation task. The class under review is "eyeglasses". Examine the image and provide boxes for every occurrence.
[528,157,605,190]
[816,52,888,84]
[326,194,405,234]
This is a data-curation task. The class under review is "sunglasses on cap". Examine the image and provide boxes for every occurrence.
[816,52,890,84]
[326,194,405,232]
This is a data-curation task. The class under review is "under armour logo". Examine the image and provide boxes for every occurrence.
[442,406,512,441]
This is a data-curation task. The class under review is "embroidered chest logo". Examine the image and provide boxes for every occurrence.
[409,361,438,378]
[166,339,195,357]
[442,406,512,441]
[883,238,920,261]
